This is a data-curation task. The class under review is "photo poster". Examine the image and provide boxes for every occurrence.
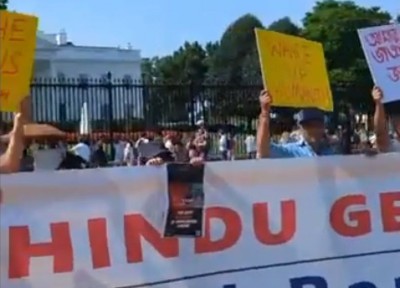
[164,163,205,238]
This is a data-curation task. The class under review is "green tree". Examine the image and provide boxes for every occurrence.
[208,14,264,84]
[0,0,7,10]
[302,0,391,111]
[141,57,159,83]
[205,14,264,127]
[142,42,208,126]
[268,17,301,36]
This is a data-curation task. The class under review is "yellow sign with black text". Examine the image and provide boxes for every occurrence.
[0,11,38,112]
[255,29,333,111]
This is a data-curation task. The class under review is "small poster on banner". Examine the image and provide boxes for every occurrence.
[358,24,400,103]
[164,163,205,237]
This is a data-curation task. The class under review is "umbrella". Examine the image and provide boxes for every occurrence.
[0,123,66,142]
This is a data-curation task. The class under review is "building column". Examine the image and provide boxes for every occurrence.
[49,59,57,78]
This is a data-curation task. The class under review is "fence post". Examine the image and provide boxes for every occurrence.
[189,81,195,127]
[106,72,114,140]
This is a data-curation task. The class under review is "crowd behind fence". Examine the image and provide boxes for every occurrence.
[0,75,369,139]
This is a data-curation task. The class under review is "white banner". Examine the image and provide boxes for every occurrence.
[1,154,400,288]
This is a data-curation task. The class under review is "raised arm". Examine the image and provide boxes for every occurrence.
[256,90,272,158]
[0,113,25,173]
[372,86,390,152]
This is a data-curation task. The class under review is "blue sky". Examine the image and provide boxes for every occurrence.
[9,0,399,58]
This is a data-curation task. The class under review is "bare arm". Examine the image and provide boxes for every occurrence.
[256,112,270,158]
[0,113,25,173]
[372,87,390,152]
[256,90,272,159]
[374,102,390,151]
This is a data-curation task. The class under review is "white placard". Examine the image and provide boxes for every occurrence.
[358,24,400,103]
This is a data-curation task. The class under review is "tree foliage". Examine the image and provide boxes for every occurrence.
[268,17,301,36]
[302,0,391,110]
[207,14,264,84]
[142,0,394,126]
[0,0,7,10]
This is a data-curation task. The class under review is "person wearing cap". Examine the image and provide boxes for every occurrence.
[0,113,25,173]
[371,86,400,152]
[257,90,334,158]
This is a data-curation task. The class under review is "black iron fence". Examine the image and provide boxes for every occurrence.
[0,75,370,139]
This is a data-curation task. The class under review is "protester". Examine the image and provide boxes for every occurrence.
[257,90,335,158]
[58,150,88,169]
[372,86,400,153]
[91,141,108,167]
[19,149,34,172]
[135,132,149,148]
[174,141,190,162]
[0,113,25,173]
[123,140,134,166]
[227,132,236,160]
[135,132,149,165]
[113,137,125,165]
[70,137,91,167]
[279,132,291,144]
[218,130,228,160]
[194,119,209,159]
[244,131,256,159]
[139,141,203,166]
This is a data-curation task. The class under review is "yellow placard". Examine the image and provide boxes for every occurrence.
[255,28,333,111]
[0,11,38,112]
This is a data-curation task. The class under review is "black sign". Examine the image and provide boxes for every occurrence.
[164,163,205,237]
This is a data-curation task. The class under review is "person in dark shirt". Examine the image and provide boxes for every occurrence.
[91,141,108,167]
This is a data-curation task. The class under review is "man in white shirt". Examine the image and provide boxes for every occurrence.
[123,141,134,166]
[372,86,400,152]
[245,132,256,159]
[71,138,91,165]
[135,133,149,165]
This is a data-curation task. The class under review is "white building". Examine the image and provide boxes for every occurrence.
[30,30,144,122]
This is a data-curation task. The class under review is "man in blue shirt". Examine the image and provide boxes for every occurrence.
[257,90,334,158]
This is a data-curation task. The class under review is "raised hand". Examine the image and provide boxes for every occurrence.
[259,90,272,113]
[371,86,383,103]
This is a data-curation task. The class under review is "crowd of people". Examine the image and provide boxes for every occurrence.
[0,86,398,174]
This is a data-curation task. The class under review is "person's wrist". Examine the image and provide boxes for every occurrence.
[260,110,269,117]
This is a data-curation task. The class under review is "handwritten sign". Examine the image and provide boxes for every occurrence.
[255,29,333,111]
[358,24,400,103]
[0,11,38,112]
